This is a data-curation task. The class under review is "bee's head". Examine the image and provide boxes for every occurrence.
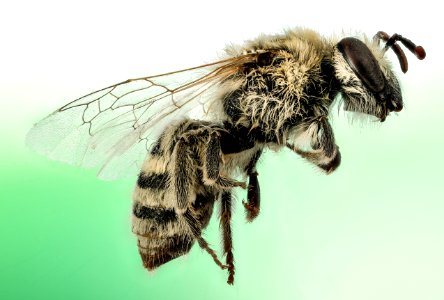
[333,32,425,122]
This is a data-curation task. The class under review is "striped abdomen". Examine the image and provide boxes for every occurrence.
[132,176,216,269]
[131,121,219,270]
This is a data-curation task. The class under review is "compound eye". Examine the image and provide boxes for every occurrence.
[337,37,385,93]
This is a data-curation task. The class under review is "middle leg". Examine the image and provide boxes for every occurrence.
[242,149,263,222]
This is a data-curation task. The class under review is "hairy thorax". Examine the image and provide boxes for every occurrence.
[221,31,338,144]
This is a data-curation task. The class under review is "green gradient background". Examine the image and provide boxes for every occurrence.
[2,1,443,299]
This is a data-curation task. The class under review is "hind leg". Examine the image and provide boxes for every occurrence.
[182,209,227,270]
[172,131,227,270]
[220,191,235,284]
[203,131,246,189]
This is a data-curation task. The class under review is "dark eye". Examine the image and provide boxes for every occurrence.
[337,37,385,93]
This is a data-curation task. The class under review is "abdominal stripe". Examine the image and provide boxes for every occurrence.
[133,202,177,224]
[137,172,169,189]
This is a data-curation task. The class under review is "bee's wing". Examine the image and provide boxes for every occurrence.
[26,54,259,180]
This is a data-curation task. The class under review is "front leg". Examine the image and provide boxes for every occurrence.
[291,145,341,174]
[288,117,341,174]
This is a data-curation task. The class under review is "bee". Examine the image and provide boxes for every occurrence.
[26,28,426,285]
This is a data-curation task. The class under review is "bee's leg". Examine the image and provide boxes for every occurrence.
[174,137,193,213]
[242,149,262,222]
[220,191,235,285]
[288,117,341,174]
[204,132,246,189]
[182,209,227,271]
[174,136,227,271]
[292,146,341,174]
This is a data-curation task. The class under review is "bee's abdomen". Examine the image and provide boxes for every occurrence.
[137,172,169,190]
[133,202,177,225]
[132,198,194,270]
[137,233,194,270]
[132,146,193,269]
[133,199,193,269]
[132,120,218,271]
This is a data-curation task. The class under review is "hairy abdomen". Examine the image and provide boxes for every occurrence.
[132,130,217,270]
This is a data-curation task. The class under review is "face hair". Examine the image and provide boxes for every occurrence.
[26,27,426,285]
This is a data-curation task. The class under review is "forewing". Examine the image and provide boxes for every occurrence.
[26,54,258,180]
